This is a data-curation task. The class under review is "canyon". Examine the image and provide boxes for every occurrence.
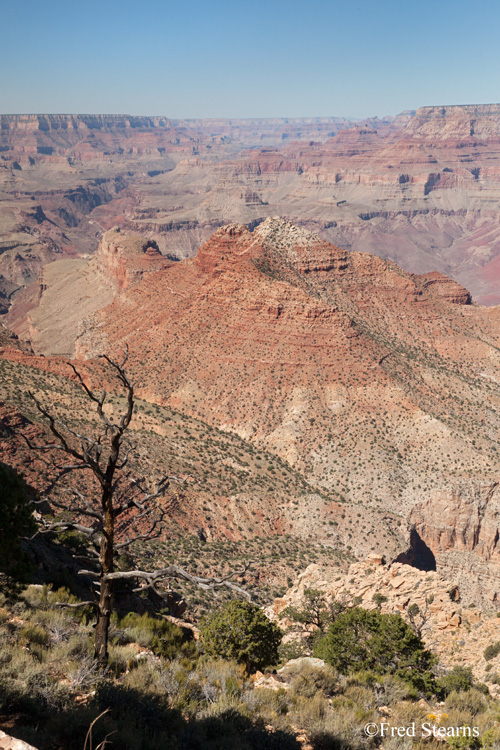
[2,213,500,608]
[3,103,500,322]
[2,104,500,611]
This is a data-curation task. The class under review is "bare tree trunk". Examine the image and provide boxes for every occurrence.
[27,353,251,667]
[95,582,113,664]
[95,490,114,664]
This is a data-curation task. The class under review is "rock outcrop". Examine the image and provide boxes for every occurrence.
[0,732,39,750]
[95,228,170,292]
[270,557,500,685]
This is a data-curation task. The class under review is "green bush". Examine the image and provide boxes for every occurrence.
[483,642,500,661]
[439,666,474,696]
[19,624,50,648]
[200,600,282,672]
[314,607,436,694]
[444,688,488,717]
[119,612,196,660]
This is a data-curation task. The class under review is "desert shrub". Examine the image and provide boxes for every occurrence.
[481,724,500,749]
[122,660,158,691]
[484,642,500,661]
[278,639,308,662]
[31,608,74,643]
[66,629,93,659]
[292,690,329,728]
[0,606,10,624]
[119,612,195,659]
[289,663,337,698]
[194,658,246,701]
[67,655,104,690]
[282,589,345,650]
[389,699,428,727]
[474,682,490,695]
[378,673,419,704]
[445,688,488,716]
[19,623,50,648]
[253,686,292,721]
[314,607,436,695]
[108,643,142,676]
[438,666,475,698]
[308,695,379,749]
[21,585,92,623]
[26,670,71,711]
[344,669,378,689]
[372,593,388,607]
[446,734,482,749]
[200,600,282,672]
[342,684,376,710]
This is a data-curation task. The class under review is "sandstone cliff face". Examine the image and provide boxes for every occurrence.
[95,228,169,292]
[419,271,472,305]
[405,104,500,140]
[0,114,174,133]
[407,484,500,606]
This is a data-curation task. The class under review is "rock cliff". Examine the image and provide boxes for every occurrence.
[405,484,500,606]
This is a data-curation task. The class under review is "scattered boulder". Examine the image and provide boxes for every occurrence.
[0,732,39,750]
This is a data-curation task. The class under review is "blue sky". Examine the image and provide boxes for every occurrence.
[1,0,500,118]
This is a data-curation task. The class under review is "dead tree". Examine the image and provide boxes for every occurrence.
[406,599,431,639]
[25,351,249,664]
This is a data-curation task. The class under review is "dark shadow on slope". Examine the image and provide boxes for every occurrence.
[395,527,436,572]
[4,684,302,750]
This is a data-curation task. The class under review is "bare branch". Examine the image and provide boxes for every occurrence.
[38,491,102,521]
[78,569,101,579]
[32,521,101,541]
[74,551,100,562]
[55,600,98,610]
[20,434,75,454]
[62,488,102,520]
[27,392,106,484]
[28,392,86,461]
[100,349,134,433]
[69,362,116,433]
[114,519,161,550]
[103,563,252,601]
[114,475,172,516]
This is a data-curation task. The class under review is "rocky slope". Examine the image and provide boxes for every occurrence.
[269,555,500,687]
[404,484,500,606]
[9,219,496,602]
